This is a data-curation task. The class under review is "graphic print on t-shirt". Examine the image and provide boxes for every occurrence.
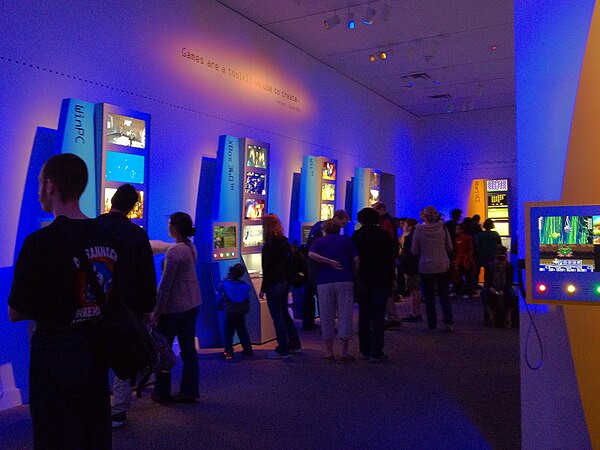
[72,246,118,324]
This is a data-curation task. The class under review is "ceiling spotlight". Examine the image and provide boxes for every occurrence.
[324,13,341,30]
[346,11,355,29]
[362,7,377,25]
[379,51,388,60]
[369,54,377,63]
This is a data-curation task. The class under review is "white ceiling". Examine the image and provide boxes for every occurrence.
[217,0,514,117]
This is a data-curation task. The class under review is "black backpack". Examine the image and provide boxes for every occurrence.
[289,243,308,288]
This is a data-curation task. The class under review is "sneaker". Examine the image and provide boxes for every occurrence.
[150,393,171,404]
[324,355,336,363]
[241,349,254,357]
[461,295,470,299]
[402,315,422,323]
[171,394,198,404]
[289,347,303,355]
[384,320,402,329]
[369,354,390,363]
[223,351,233,360]
[266,350,290,359]
[444,324,454,332]
[338,354,356,363]
[111,412,127,428]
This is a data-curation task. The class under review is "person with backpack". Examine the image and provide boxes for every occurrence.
[308,219,359,362]
[96,184,157,428]
[219,263,253,359]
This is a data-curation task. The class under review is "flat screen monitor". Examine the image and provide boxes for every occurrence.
[245,172,266,196]
[213,223,238,260]
[301,224,313,245]
[246,145,267,169]
[323,161,336,180]
[321,182,335,201]
[106,113,146,148]
[321,203,334,221]
[244,198,265,220]
[369,189,380,205]
[494,221,510,237]
[527,203,600,304]
[105,152,145,184]
[104,188,144,219]
[370,171,380,189]
[242,224,264,248]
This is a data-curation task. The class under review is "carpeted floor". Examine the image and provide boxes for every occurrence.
[0,296,520,449]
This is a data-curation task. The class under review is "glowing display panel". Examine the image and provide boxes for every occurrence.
[526,203,600,305]
[242,224,263,248]
[246,145,267,168]
[245,172,266,195]
[106,113,146,148]
[244,198,265,220]
[321,203,334,220]
[323,161,336,180]
[105,152,145,184]
[104,188,144,219]
[322,182,335,201]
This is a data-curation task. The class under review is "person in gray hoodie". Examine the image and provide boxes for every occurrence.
[411,205,454,331]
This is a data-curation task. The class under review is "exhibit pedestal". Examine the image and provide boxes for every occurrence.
[0,363,22,411]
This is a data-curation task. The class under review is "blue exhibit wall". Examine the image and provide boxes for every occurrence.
[0,0,416,399]
[515,0,596,448]
[413,107,516,221]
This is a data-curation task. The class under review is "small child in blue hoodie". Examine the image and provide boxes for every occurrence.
[220,263,253,359]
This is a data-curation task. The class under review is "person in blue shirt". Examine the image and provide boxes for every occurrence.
[220,263,253,359]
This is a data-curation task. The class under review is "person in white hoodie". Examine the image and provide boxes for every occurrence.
[411,205,454,331]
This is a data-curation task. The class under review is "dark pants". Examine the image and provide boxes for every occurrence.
[224,312,252,354]
[421,272,453,330]
[30,328,111,450]
[266,281,300,355]
[301,280,317,329]
[155,306,199,399]
[357,280,390,358]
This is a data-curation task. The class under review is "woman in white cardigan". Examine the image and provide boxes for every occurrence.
[150,212,201,403]
[411,205,454,332]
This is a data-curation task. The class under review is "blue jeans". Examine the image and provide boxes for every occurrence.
[30,327,111,449]
[266,281,300,355]
[155,307,199,399]
[421,272,453,329]
[356,279,390,358]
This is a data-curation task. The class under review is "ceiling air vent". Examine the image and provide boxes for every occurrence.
[402,73,432,80]
[428,94,453,99]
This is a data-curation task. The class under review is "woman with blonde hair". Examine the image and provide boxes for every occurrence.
[259,213,301,359]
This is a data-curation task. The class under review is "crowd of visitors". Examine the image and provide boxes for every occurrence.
[7,152,515,448]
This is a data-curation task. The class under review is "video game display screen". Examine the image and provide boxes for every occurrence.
[106,113,146,148]
[321,203,334,221]
[245,172,266,196]
[104,188,144,219]
[213,225,237,249]
[244,198,265,220]
[242,225,263,248]
[323,161,336,180]
[370,171,380,189]
[369,189,380,205]
[105,152,145,184]
[537,215,599,272]
[246,145,267,169]
[321,182,335,201]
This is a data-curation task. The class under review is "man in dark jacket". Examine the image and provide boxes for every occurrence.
[352,207,396,362]
[97,184,156,428]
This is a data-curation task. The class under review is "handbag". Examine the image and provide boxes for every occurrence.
[145,322,177,372]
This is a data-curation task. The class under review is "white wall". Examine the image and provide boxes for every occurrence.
[411,107,516,221]
[0,0,417,266]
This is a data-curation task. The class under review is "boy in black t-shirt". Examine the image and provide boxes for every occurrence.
[9,154,118,449]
